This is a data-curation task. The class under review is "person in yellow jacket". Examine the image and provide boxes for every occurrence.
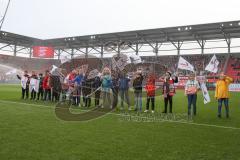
[215,72,233,118]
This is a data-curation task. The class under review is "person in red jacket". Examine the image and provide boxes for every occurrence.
[43,70,51,101]
[144,74,156,113]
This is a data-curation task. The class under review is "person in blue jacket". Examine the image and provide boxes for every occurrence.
[119,71,130,110]
[73,69,83,106]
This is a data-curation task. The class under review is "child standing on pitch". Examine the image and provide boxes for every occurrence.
[30,71,38,100]
[215,72,233,118]
[37,73,44,100]
[101,67,112,109]
[144,74,156,113]
[185,73,200,116]
[162,71,178,113]
[133,70,144,112]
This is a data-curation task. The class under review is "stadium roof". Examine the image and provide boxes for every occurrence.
[1,20,240,55]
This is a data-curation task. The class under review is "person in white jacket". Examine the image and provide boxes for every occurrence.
[17,70,30,99]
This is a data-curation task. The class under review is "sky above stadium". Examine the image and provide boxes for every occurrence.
[1,0,240,39]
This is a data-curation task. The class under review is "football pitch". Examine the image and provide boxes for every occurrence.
[0,84,239,160]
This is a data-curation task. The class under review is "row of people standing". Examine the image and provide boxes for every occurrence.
[17,70,61,102]
[18,68,234,118]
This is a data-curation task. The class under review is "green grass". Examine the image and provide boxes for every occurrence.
[0,84,240,160]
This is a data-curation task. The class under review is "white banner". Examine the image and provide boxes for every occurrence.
[178,56,195,72]
[229,84,240,92]
[30,78,39,92]
[200,82,211,104]
[205,55,219,73]
[21,76,28,89]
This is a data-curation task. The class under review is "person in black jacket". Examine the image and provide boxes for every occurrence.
[133,71,144,112]
[37,73,44,100]
[84,75,94,108]
[50,75,62,102]
[111,70,120,108]
[94,74,102,107]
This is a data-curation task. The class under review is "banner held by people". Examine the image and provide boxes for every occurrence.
[197,76,211,104]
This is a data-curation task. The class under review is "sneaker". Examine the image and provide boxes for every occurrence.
[144,110,149,113]
[151,110,155,113]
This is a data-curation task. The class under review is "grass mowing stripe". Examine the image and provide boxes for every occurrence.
[1,99,240,130]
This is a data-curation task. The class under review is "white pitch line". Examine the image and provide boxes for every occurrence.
[0,100,240,130]
[0,100,54,108]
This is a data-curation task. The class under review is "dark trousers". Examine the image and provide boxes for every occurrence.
[44,89,51,101]
[52,91,60,102]
[218,98,229,117]
[85,97,91,107]
[30,90,36,100]
[73,87,81,106]
[163,94,173,113]
[37,87,44,100]
[112,87,119,108]
[120,89,130,109]
[146,96,155,111]
[95,90,101,106]
[187,94,197,116]
[22,87,29,99]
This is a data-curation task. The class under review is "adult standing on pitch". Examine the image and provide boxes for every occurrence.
[162,71,178,113]
[215,72,233,118]
[17,70,30,99]
[185,73,200,116]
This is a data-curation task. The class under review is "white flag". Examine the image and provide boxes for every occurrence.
[200,82,211,104]
[111,54,129,71]
[178,56,195,72]
[50,65,58,74]
[60,56,70,64]
[205,55,219,73]
[88,69,99,79]
[5,69,17,75]
[129,54,142,64]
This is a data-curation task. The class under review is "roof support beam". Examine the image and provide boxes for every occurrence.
[171,41,183,55]
[13,44,17,56]
[0,43,11,50]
